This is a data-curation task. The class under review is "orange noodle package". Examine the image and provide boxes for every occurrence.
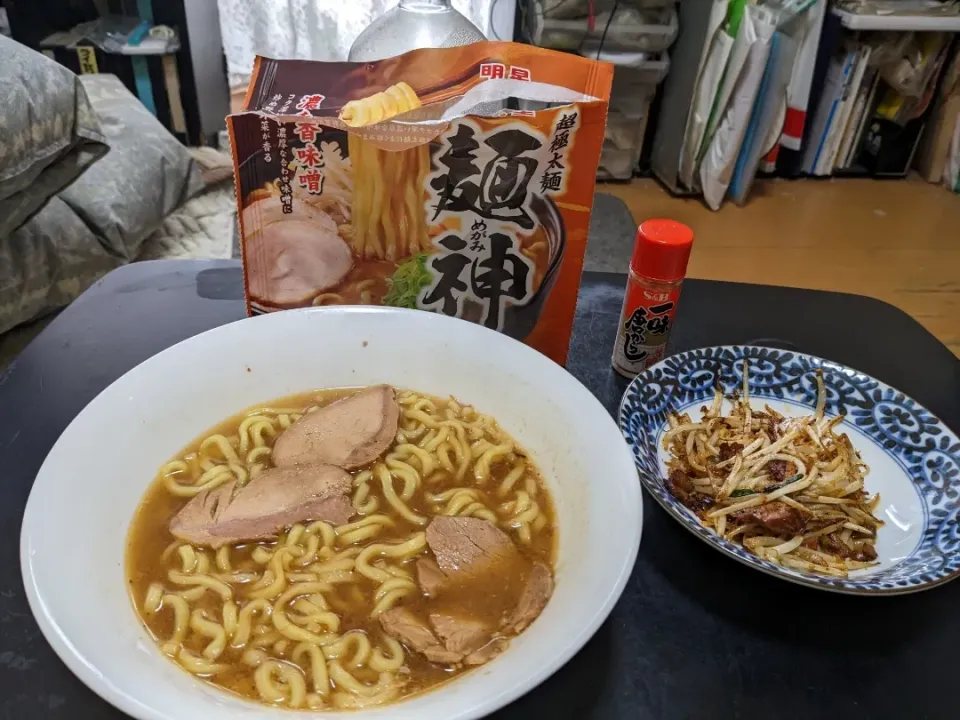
[228,42,612,365]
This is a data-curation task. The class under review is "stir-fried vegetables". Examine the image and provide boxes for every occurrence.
[663,363,882,577]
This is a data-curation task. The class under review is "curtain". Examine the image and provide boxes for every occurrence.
[217,0,507,87]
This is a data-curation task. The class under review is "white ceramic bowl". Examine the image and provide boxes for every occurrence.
[21,307,642,720]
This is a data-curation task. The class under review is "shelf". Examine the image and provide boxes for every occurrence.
[833,8,960,31]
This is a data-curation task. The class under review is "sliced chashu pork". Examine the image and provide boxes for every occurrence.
[424,517,553,632]
[429,613,508,666]
[379,608,505,667]
[504,562,554,633]
[416,558,448,597]
[273,385,400,470]
[429,614,488,655]
[425,516,519,579]
[379,608,462,664]
[245,211,353,306]
[170,464,353,547]
[242,195,337,235]
[385,518,553,666]
[463,638,509,666]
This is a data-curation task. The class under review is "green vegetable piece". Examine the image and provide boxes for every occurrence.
[383,254,432,309]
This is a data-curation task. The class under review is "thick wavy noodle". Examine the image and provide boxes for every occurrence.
[340,82,421,128]
[127,387,556,710]
[347,137,431,261]
[341,84,428,262]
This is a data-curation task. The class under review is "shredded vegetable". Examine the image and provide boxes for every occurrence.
[663,363,882,577]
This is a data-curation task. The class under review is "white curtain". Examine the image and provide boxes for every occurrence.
[217,0,510,87]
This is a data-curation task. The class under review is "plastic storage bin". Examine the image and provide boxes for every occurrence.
[599,109,654,180]
[589,53,669,180]
[529,4,677,54]
[533,0,676,21]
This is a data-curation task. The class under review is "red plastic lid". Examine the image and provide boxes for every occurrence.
[629,219,695,282]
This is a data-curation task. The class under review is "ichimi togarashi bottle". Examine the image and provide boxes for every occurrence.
[612,219,695,378]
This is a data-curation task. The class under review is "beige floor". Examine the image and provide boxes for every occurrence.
[603,177,960,357]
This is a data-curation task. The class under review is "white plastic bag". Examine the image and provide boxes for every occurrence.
[730,31,799,204]
[678,0,730,190]
[942,110,960,192]
[701,19,755,160]
[700,6,778,210]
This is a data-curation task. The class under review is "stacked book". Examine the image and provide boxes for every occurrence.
[652,0,958,207]
[801,42,880,175]
[798,26,952,178]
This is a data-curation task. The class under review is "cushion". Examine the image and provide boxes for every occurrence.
[0,197,121,336]
[60,74,204,260]
[0,36,108,238]
[0,73,203,336]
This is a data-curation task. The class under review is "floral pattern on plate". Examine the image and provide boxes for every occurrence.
[618,345,960,595]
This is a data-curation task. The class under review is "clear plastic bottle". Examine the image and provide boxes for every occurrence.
[348,0,487,62]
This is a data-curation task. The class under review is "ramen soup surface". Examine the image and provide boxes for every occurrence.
[126,386,556,710]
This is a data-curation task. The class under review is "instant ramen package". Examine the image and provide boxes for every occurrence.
[229,42,612,365]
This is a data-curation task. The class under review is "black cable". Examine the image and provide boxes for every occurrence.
[540,0,575,16]
[595,0,620,60]
[523,0,583,46]
[523,0,619,55]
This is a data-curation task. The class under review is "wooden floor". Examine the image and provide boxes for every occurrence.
[603,177,960,357]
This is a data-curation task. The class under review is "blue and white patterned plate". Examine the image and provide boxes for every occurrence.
[618,346,960,595]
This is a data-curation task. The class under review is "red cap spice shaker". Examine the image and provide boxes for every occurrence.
[612,219,695,378]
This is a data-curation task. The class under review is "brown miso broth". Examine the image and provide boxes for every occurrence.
[126,387,556,710]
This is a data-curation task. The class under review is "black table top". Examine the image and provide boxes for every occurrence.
[2,260,958,719]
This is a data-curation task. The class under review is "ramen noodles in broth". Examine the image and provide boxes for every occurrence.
[228,42,612,365]
[126,386,557,710]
